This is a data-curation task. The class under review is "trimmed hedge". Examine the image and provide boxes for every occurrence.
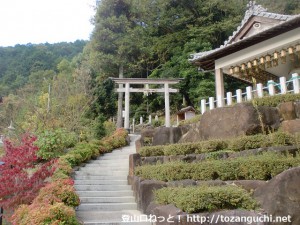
[135,152,300,181]
[155,185,258,213]
[139,132,297,157]
[253,93,300,107]
[60,128,128,167]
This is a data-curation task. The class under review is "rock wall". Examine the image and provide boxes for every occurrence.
[180,101,300,143]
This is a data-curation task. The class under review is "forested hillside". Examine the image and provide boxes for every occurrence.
[0,40,86,95]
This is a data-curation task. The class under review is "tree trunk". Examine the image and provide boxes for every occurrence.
[116,64,124,128]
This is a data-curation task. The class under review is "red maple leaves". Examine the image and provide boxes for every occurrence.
[0,135,55,209]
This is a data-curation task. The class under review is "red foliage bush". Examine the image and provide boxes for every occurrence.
[0,135,55,209]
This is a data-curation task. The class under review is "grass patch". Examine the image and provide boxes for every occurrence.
[139,132,296,157]
[155,185,258,213]
[135,152,300,181]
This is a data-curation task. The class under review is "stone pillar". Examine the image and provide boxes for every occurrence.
[124,82,130,130]
[268,80,275,96]
[280,77,287,94]
[164,83,171,127]
[215,68,225,107]
[246,86,253,100]
[140,116,143,124]
[292,73,300,94]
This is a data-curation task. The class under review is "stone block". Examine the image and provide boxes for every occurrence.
[254,167,300,225]
[281,119,300,134]
[277,102,297,120]
[139,180,167,213]
[129,153,141,176]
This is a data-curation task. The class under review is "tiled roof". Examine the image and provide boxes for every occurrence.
[190,1,298,64]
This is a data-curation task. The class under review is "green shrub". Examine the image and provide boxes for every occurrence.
[11,179,80,225]
[155,185,258,213]
[253,93,300,107]
[135,152,300,181]
[35,129,78,160]
[11,202,80,225]
[139,131,296,157]
[179,114,201,126]
[52,158,73,180]
[139,145,164,156]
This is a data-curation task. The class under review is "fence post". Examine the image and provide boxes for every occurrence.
[236,89,242,103]
[246,86,253,100]
[209,97,215,110]
[201,99,206,114]
[148,115,152,124]
[226,92,232,106]
[268,80,275,96]
[140,116,143,125]
[217,95,224,108]
[292,73,300,94]
[257,83,264,98]
[280,77,287,94]
[132,118,135,133]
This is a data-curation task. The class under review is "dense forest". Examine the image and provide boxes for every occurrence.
[1,0,300,138]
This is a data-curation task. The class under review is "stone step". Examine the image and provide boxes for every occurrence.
[100,155,131,160]
[76,190,133,197]
[74,175,126,180]
[80,196,135,203]
[75,180,128,185]
[76,210,152,225]
[81,167,129,171]
[84,164,129,168]
[78,168,128,173]
[75,185,131,191]
[77,203,137,211]
[75,171,128,176]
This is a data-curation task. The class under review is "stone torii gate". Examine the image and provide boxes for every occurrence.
[110,78,182,130]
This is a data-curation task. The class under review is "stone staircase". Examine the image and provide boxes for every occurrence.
[75,134,150,225]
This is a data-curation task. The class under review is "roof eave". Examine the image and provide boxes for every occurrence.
[190,15,300,71]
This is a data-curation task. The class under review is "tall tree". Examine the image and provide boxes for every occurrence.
[89,0,150,127]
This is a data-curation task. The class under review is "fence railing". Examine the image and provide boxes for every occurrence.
[200,73,300,114]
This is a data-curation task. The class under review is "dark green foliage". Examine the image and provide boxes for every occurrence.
[135,152,300,181]
[139,132,296,157]
[155,185,258,213]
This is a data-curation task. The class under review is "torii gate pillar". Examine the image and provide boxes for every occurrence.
[164,83,170,128]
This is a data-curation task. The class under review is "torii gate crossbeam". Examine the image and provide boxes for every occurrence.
[110,78,183,130]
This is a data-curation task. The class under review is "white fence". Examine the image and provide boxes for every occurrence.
[200,73,300,114]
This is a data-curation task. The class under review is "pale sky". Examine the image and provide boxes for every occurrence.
[0,0,96,47]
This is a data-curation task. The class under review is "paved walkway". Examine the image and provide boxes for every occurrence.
[75,134,150,225]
